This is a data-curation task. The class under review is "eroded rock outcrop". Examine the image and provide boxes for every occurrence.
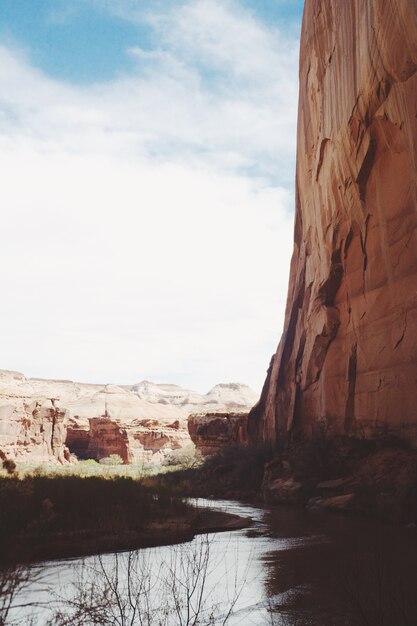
[249,0,417,446]
[0,370,258,464]
[0,395,70,464]
[188,412,249,455]
[66,419,90,459]
[84,416,190,464]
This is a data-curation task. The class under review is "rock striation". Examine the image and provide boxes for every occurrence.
[249,0,417,446]
[188,412,249,455]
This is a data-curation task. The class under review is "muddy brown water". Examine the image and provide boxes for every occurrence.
[6,499,417,625]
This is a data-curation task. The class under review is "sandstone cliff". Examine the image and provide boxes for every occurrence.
[0,370,258,464]
[249,0,417,446]
[69,416,190,465]
[0,370,70,464]
[188,412,249,455]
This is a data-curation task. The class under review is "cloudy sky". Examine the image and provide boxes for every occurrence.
[0,0,304,392]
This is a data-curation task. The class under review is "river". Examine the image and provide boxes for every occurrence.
[6,499,417,625]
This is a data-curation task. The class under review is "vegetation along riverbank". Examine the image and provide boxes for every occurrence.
[0,467,251,566]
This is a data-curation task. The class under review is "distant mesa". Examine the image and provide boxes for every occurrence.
[0,369,258,465]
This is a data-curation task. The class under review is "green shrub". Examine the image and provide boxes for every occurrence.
[78,459,99,466]
[163,445,202,469]
[99,454,124,466]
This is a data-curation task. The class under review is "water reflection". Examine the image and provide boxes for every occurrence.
[49,534,258,626]
[5,528,269,625]
[2,501,417,625]
[262,506,417,625]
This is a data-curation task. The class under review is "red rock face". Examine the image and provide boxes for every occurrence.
[82,417,191,464]
[87,418,131,464]
[188,412,249,455]
[249,0,417,446]
[66,422,90,459]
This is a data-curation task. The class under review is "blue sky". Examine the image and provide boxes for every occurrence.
[0,0,303,83]
[0,0,304,391]
[0,0,146,83]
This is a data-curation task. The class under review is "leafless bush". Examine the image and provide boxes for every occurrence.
[0,564,43,626]
[47,535,250,626]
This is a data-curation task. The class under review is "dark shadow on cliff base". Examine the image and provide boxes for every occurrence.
[262,505,417,626]
[142,445,275,500]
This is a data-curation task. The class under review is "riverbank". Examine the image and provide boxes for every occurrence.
[5,508,251,564]
[2,435,416,568]
[6,498,417,626]
[262,438,417,524]
[0,474,251,565]
[144,438,417,525]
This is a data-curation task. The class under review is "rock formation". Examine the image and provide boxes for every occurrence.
[0,384,70,464]
[249,0,417,446]
[65,419,90,459]
[0,370,258,464]
[85,417,190,464]
[188,412,249,455]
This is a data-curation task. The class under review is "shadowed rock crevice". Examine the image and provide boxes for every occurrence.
[318,248,344,307]
[394,310,408,350]
[315,137,330,180]
[359,214,371,281]
[344,343,357,433]
[356,139,377,203]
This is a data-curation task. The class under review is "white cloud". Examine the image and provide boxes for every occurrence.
[0,0,298,392]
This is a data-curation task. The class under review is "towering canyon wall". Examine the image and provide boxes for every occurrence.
[249,0,417,446]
